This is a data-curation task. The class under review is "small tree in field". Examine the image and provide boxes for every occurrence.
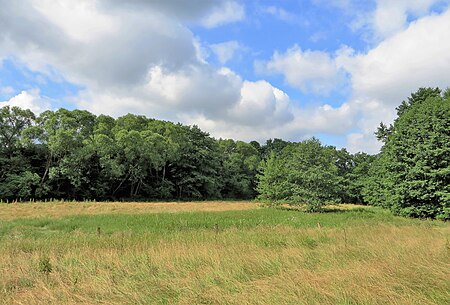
[258,138,340,212]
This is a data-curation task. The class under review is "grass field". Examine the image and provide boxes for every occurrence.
[0,201,449,304]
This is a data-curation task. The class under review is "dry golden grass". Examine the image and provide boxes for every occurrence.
[0,200,258,220]
[0,202,449,304]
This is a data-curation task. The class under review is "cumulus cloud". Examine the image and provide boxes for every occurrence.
[346,133,380,154]
[259,45,345,95]
[338,7,450,152]
[144,65,243,119]
[257,4,450,152]
[347,8,450,104]
[292,103,356,135]
[33,0,116,43]
[0,1,199,88]
[0,1,244,116]
[181,100,355,143]
[98,0,244,25]
[0,89,51,114]
[359,0,450,40]
[227,80,294,126]
[250,2,450,153]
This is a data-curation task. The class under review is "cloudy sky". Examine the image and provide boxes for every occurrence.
[1,0,450,153]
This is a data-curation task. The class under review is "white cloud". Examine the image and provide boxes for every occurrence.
[346,132,381,154]
[228,80,293,126]
[144,65,242,118]
[0,0,249,124]
[0,89,51,114]
[347,8,450,105]
[294,103,356,135]
[210,41,243,64]
[336,7,450,152]
[0,1,200,88]
[201,1,245,28]
[364,0,450,39]
[96,0,243,24]
[257,5,450,153]
[33,0,116,43]
[259,45,344,95]
[178,83,356,143]
[262,6,296,23]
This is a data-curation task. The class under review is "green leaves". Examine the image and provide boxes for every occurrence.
[218,139,261,199]
[0,106,35,155]
[0,171,40,199]
[257,152,291,202]
[364,87,450,219]
[257,138,341,211]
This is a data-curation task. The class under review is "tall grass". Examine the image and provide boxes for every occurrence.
[0,202,449,304]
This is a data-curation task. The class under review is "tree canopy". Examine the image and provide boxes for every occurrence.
[0,107,262,201]
[364,88,450,219]
[257,138,341,212]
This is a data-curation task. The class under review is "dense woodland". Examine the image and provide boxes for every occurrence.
[0,87,449,219]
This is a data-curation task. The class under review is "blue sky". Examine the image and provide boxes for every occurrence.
[1,0,450,153]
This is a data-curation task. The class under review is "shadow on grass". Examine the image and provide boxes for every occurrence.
[321,207,375,214]
[272,205,375,214]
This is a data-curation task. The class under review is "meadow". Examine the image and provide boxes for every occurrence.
[0,201,449,305]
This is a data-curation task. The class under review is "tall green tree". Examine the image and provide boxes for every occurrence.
[218,139,260,198]
[21,109,98,199]
[169,125,222,199]
[0,106,38,200]
[365,87,450,219]
[0,106,35,157]
[333,148,375,204]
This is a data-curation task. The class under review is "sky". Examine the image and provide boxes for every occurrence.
[1,0,450,153]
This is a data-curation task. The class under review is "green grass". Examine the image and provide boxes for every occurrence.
[0,203,449,304]
[0,206,435,237]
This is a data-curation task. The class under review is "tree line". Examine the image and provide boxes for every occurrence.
[0,106,369,203]
[0,87,449,219]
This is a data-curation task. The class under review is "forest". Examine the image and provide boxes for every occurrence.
[0,87,449,220]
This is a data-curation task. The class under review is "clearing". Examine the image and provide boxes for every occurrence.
[0,201,449,304]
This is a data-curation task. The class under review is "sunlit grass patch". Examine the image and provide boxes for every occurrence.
[0,200,259,220]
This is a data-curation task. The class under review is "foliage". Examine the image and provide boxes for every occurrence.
[258,138,341,211]
[335,150,376,204]
[0,108,262,201]
[218,139,260,199]
[364,87,450,219]
[256,152,291,202]
[0,106,372,206]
